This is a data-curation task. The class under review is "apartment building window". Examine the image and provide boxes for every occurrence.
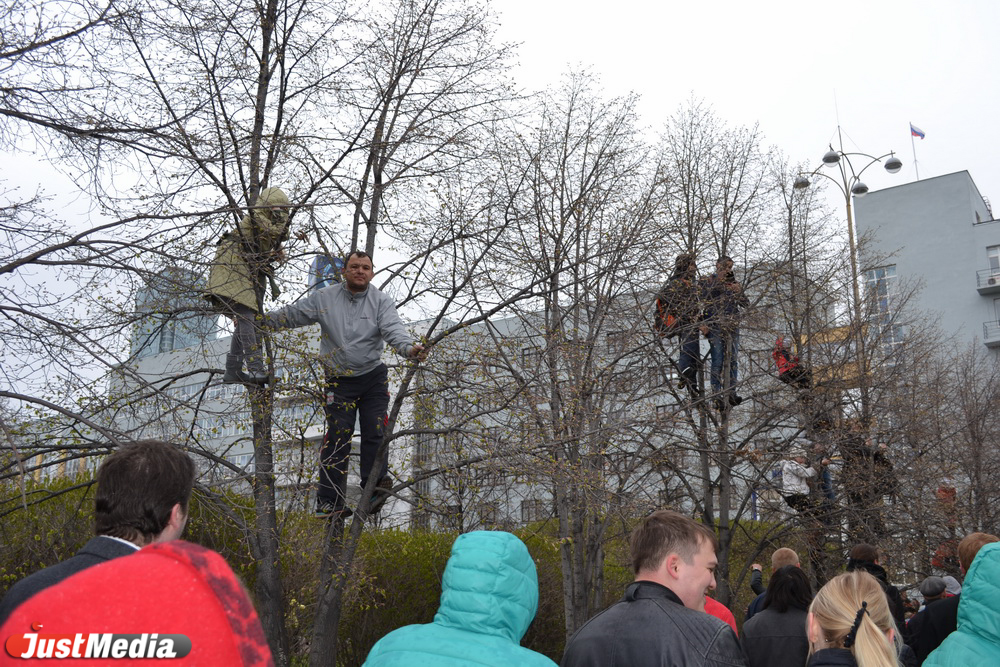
[414,432,436,468]
[157,321,176,353]
[988,245,1000,273]
[229,453,254,475]
[605,330,628,357]
[442,395,463,418]
[864,265,896,313]
[521,346,542,368]
[479,501,500,527]
[520,498,548,523]
[480,425,504,446]
[648,364,676,391]
[671,445,691,471]
[411,510,431,531]
[411,476,429,497]
[561,339,594,363]
[609,369,631,392]
[864,264,902,351]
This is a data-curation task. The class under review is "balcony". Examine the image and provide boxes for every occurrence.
[984,321,1000,348]
[976,269,1000,295]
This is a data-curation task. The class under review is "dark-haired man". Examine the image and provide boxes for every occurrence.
[845,543,907,629]
[266,250,427,519]
[700,256,748,410]
[561,510,746,667]
[654,254,703,398]
[0,439,195,624]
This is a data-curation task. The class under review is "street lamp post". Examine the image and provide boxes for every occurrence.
[793,129,902,422]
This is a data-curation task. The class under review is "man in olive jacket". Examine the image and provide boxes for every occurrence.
[205,187,291,385]
[561,510,747,667]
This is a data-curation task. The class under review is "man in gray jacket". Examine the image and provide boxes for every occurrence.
[266,250,425,519]
[561,510,747,667]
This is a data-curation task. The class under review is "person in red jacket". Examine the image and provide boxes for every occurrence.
[704,595,739,636]
[773,337,812,389]
[0,541,274,665]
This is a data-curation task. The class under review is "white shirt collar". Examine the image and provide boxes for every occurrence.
[100,535,141,551]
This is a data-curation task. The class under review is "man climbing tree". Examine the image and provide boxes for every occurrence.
[654,253,704,398]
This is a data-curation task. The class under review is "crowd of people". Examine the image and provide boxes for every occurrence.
[2,456,998,667]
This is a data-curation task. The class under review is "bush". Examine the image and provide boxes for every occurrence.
[0,476,95,595]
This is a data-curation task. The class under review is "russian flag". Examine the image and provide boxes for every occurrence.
[910,123,925,139]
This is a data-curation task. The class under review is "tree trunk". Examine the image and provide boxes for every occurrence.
[307,518,351,666]
[249,387,290,665]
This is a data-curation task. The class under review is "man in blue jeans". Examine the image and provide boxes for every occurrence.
[700,256,748,410]
[654,253,704,398]
[266,251,426,519]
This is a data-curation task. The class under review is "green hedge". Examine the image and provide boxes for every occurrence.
[0,477,95,592]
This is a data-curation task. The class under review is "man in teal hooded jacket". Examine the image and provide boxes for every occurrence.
[363,531,556,666]
[923,542,1000,666]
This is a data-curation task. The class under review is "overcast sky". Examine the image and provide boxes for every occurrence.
[492,0,1000,207]
[6,1,997,223]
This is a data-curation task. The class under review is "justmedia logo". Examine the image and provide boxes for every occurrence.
[5,622,192,660]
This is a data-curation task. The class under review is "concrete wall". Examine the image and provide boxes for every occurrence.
[854,171,1000,352]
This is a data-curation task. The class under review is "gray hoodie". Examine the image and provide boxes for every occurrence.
[265,282,414,375]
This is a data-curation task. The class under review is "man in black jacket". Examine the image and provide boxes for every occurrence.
[700,256,748,410]
[745,547,801,621]
[561,510,747,667]
[655,254,704,398]
[0,439,195,624]
[845,543,906,629]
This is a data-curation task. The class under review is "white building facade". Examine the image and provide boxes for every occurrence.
[854,171,1000,352]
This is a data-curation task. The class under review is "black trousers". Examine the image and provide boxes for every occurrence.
[317,363,390,508]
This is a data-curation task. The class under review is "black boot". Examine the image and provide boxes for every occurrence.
[243,351,269,385]
[679,368,701,398]
[222,354,267,385]
[222,353,247,384]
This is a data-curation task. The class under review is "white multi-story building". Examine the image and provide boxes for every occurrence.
[854,170,1000,353]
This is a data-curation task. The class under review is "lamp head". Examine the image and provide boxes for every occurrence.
[793,176,811,190]
[822,149,841,167]
[884,155,903,174]
[851,181,869,197]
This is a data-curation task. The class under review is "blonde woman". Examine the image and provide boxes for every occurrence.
[807,571,900,667]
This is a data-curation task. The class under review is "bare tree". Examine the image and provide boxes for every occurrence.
[2,0,518,662]
[466,71,671,638]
